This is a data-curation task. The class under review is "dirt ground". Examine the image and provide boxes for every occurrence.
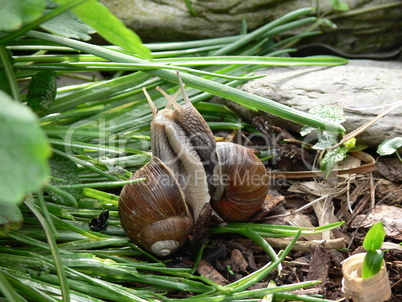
[168,118,402,301]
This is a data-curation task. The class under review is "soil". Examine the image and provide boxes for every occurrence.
[167,117,402,301]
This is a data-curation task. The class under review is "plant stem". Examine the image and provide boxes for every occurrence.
[0,46,20,101]
[54,178,145,189]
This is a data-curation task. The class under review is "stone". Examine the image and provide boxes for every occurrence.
[102,0,402,54]
[222,60,402,147]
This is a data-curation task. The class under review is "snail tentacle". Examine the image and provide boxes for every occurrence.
[142,87,158,115]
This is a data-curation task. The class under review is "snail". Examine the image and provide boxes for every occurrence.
[119,72,269,257]
[119,157,194,257]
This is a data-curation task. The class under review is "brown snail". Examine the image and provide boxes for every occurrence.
[119,72,269,257]
[119,157,194,257]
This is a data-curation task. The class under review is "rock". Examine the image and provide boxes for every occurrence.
[102,0,402,54]
[222,60,402,147]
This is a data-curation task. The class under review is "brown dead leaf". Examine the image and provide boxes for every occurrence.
[351,204,402,240]
[288,181,340,197]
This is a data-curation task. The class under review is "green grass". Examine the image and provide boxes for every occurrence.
[0,3,349,301]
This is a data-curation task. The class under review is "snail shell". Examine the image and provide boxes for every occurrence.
[119,72,269,257]
[210,142,269,222]
[118,157,194,257]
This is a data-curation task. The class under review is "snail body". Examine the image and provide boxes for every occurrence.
[119,72,269,256]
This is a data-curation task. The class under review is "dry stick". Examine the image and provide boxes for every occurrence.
[264,237,346,251]
[269,160,376,179]
[330,101,402,150]
[370,172,376,210]
[267,194,346,219]
[346,177,352,213]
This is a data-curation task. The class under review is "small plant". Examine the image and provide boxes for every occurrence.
[300,105,355,177]
[362,221,386,278]
[377,137,402,162]
[342,221,391,301]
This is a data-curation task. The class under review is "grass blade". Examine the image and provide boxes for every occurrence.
[26,30,345,132]
[24,196,71,302]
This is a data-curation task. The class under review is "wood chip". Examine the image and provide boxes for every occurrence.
[196,259,229,286]
[307,244,330,294]
[230,249,248,273]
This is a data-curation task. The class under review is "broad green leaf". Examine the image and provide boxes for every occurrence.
[362,249,384,278]
[46,153,82,204]
[363,222,385,251]
[0,0,45,31]
[309,105,346,124]
[343,137,356,150]
[0,201,23,237]
[300,125,316,137]
[0,91,51,204]
[26,70,57,117]
[52,0,151,59]
[377,137,402,156]
[0,0,87,45]
[301,105,345,150]
[314,131,339,150]
[320,146,348,177]
[40,3,96,40]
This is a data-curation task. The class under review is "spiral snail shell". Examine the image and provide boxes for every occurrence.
[119,157,193,257]
[211,142,269,222]
[119,72,269,256]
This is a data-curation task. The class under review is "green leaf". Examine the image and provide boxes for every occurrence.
[0,0,45,31]
[300,105,345,149]
[0,0,87,46]
[0,91,51,204]
[363,222,385,251]
[320,146,348,177]
[0,47,16,98]
[46,153,82,204]
[314,131,339,150]
[377,137,402,156]
[362,249,384,278]
[40,3,96,40]
[343,137,356,150]
[309,105,346,124]
[0,201,23,237]
[182,0,197,16]
[52,0,151,59]
[330,0,350,11]
[300,125,316,137]
[348,143,368,152]
[26,70,57,116]
[156,56,347,66]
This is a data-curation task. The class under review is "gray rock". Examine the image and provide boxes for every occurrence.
[223,60,402,147]
[102,0,402,54]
